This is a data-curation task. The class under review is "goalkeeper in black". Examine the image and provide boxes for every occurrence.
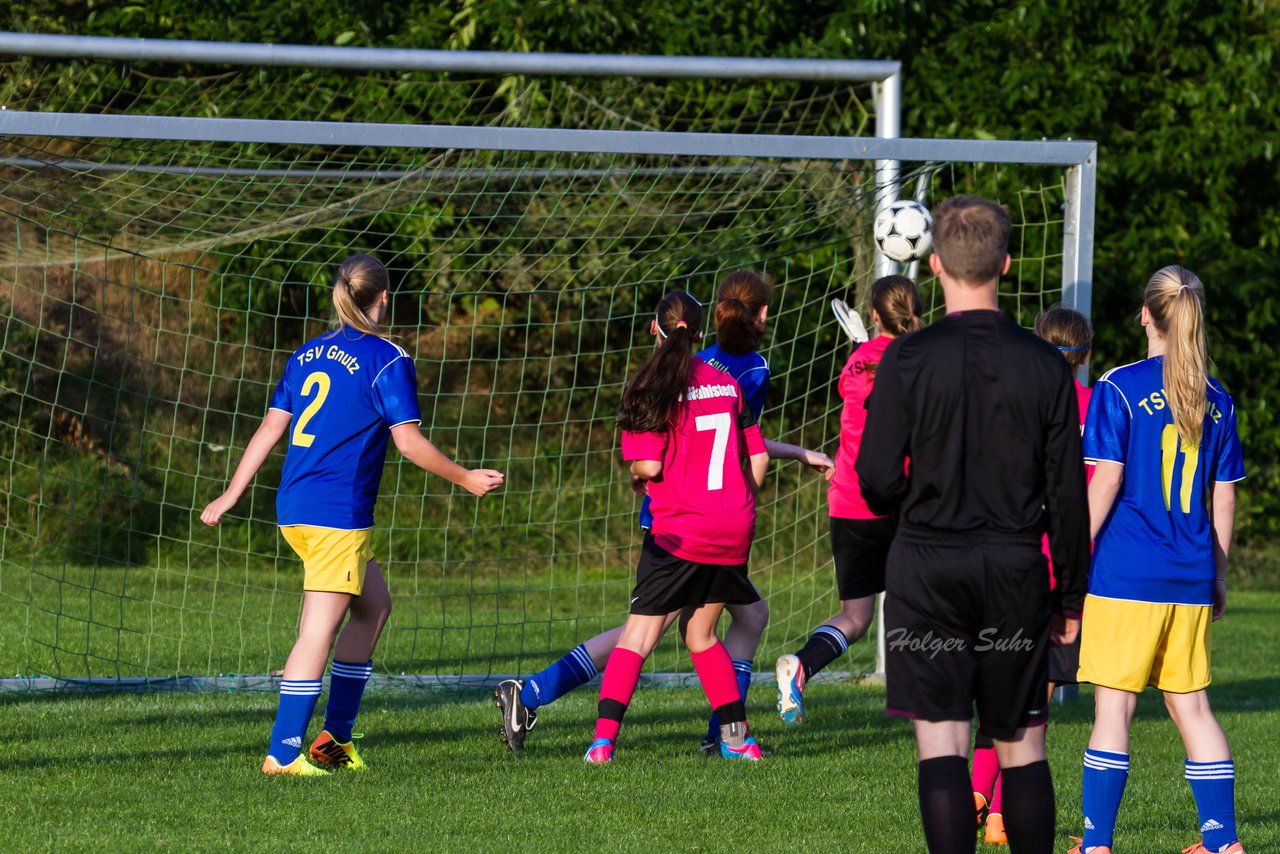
[856,196,1089,854]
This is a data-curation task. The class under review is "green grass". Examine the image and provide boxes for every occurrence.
[1,592,1278,852]
[0,507,873,682]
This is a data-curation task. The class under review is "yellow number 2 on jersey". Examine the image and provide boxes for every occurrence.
[291,371,332,448]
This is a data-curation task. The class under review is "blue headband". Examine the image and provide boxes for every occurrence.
[1057,341,1091,352]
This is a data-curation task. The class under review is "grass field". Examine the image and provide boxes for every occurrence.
[0,502,871,683]
[1,591,1277,852]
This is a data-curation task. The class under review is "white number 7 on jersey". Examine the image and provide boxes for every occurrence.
[695,411,731,491]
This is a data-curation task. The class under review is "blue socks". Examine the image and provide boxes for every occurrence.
[1081,749,1129,850]
[324,660,373,743]
[1081,751,1238,851]
[268,679,323,765]
[1186,759,1237,851]
[268,662,375,763]
[705,658,753,743]
[520,643,599,710]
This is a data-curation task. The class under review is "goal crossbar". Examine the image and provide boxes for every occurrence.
[0,110,1095,167]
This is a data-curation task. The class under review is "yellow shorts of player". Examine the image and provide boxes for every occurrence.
[279,526,374,596]
[1077,594,1212,693]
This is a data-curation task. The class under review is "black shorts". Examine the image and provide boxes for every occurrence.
[1049,635,1081,686]
[629,533,760,616]
[830,516,894,600]
[883,527,1051,740]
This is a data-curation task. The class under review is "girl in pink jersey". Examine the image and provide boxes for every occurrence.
[496,272,830,758]
[774,275,922,725]
[972,304,1093,844]
[585,291,771,763]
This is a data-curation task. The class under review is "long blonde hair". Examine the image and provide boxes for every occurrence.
[1145,265,1207,446]
[330,254,390,339]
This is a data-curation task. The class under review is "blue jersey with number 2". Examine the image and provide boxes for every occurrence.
[638,343,769,529]
[269,327,422,529]
[1082,356,1244,606]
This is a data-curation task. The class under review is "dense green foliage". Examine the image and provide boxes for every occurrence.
[2,590,1278,850]
[6,1,1278,542]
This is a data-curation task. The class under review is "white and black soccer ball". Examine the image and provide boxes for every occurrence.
[873,200,933,263]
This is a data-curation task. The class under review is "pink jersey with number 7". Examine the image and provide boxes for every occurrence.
[622,358,768,565]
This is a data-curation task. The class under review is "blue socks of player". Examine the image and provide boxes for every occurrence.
[1081,749,1129,850]
[1186,759,1238,851]
[1082,751,1238,851]
[704,658,753,743]
[521,643,598,711]
[796,624,850,681]
[268,678,323,764]
[324,659,373,743]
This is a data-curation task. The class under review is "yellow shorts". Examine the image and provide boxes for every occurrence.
[1078,594,1212,693]
[279,526,374,595]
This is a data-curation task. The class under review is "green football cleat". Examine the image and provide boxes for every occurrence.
[262,754,331,777]
[309,730,367,771]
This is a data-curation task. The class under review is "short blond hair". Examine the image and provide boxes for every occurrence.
[932,196,1011,284]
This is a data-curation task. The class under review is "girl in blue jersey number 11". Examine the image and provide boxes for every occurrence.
[201,254,504,776]
[1070,266,1246,854]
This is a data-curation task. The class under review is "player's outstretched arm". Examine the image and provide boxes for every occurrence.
[1210,480,1236,621]
[763,438,834,473]
[200,409,292,526]
[391,423,504,496]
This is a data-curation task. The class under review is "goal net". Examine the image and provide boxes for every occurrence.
[0,98,1093,690]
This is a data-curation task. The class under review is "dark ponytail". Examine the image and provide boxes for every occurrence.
[867,275,923,337]
[618,292,704,433]
[713,270,772,354]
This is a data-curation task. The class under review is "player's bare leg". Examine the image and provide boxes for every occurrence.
[332,560,391,662]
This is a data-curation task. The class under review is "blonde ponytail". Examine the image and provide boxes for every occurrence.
[330,254,390,339]
[1145,265,1207,447]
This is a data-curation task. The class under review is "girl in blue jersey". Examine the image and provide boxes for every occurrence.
[1070,266,1245,854]
[494,270,832,754]
[201,254,504,776]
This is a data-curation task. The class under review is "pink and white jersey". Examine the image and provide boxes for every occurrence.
[827,336,892,520]
[621,358,768,565]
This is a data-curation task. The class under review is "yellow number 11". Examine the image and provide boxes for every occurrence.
[1160,424,1199,513]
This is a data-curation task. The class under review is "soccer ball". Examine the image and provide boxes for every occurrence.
[874,200,933,263]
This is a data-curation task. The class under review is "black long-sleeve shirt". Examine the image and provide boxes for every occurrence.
[855,310,1089,616]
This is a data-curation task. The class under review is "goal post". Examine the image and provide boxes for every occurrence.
[0,107,1095,691]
